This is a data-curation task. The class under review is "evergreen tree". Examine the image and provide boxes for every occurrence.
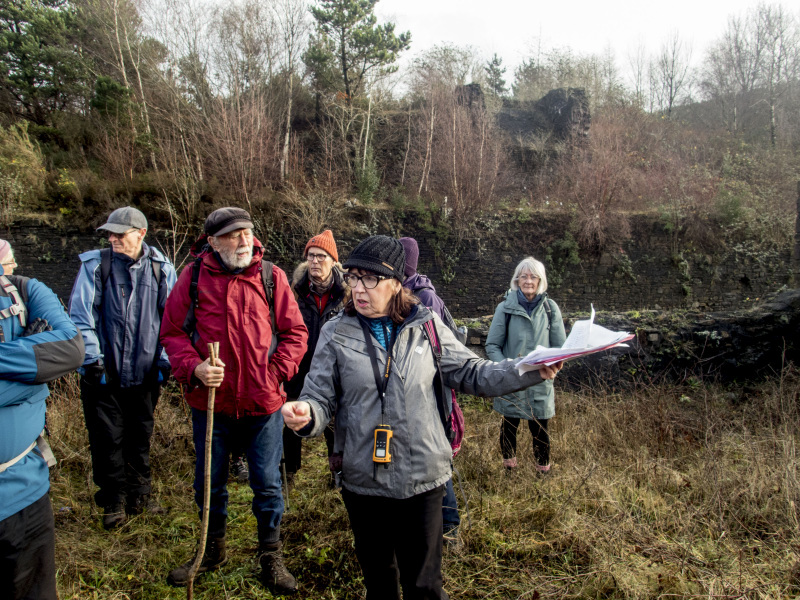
[306,0,410,101]
[484,53,507,97]
[0,0,91,125]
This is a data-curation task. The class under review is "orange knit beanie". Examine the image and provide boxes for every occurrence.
[304,229,338,263]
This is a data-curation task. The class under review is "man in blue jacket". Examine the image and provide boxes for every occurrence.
[0,238,85,599]
[68,207,177,530]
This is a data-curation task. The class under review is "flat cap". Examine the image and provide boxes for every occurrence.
[205,207,254,237]
[97,207,148,234]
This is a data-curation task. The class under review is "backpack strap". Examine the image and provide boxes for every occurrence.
[0,275,28,342]
[543,297,552,319]
[100,248,112,288]
[504,294,553,339]
[422,318,453,441]
[261,260,279,358]
[261,259,275,310]
[148,247,165,321]
[181,256,204,344]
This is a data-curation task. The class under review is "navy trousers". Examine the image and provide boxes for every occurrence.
[191,408,284,544]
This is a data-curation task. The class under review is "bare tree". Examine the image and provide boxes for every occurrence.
[652,31,693,117]
[627,40,649,108]
[758,4,800,147]
[270,0,310,182]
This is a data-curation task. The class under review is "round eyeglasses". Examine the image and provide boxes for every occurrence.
[343,273,389,289]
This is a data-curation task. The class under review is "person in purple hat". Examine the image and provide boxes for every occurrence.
[398,237,462,547]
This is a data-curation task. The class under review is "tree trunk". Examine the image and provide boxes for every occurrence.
[281,72,293,182]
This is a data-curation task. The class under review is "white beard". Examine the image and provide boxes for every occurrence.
[219,245,253,270]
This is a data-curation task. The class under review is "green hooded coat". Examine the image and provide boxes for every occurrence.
[485,292,566,420]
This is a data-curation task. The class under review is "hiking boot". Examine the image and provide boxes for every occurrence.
[126,494,167,516]
[167,536,228,587]
[259,543,297,595]
[102,503,127,530]
[536,463,552,476]
[230,456,249,483]
[502,457,518,472]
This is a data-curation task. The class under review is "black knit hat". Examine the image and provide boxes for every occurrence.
[343,235,405,280]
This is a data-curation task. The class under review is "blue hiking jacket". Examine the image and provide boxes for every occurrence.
[68,243,177,387]
[0,277,84,522]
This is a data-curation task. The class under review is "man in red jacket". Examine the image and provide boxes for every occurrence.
[160,207,308,594]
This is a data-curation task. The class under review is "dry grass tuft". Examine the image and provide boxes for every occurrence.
[46,368,800,598]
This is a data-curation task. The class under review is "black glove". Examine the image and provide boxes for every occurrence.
[83,360,106,386]
[157,363,171,383]
[21,318,53,337]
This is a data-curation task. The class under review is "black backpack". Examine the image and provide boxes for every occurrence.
[181,256,279,356]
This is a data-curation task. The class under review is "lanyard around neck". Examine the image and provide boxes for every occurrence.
[358,317,395,420]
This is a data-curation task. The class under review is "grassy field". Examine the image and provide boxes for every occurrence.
[47,368,800,599]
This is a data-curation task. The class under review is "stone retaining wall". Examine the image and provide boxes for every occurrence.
[3,212,791,317]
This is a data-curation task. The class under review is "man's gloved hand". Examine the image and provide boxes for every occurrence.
[84,360,106,386]
[21,318,52,337]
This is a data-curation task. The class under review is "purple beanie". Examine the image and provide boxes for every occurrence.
[399,237,419,278]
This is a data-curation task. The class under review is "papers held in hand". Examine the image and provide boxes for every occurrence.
[516,305,634,373]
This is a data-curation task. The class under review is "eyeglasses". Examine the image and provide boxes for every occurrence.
[518,274,540,282]
[307,252,330,263]
[343,273,389,289]
[108,229,138,240]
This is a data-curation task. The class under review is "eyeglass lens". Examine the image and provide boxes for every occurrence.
[345,274,380,289]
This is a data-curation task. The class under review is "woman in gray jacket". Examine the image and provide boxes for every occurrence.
[283,236,561,600]
[485,257,567,474]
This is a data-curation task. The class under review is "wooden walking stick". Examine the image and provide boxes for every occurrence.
[187,342,219,600]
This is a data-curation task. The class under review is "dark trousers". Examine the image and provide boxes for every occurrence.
[81,379,159,509]
[282,421,335,474]
[342,486,449,600]
[500,416,550,466]
[191,408,284,544]
[0,493,57,600]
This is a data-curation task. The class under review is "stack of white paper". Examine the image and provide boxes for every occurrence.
[516,305,634,373]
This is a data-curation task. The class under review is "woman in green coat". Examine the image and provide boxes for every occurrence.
[485,257,566,473]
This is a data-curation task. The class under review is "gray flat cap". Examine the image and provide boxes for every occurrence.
[97,207,148,234]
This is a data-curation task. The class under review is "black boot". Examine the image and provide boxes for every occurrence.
[259,542,297,595]
[102,502,127,530]
[126,493,167,516]
[167,537,228,587]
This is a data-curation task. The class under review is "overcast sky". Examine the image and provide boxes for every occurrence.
[374,0,790,84]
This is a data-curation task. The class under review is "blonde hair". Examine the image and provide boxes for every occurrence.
[509,257,548,294]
